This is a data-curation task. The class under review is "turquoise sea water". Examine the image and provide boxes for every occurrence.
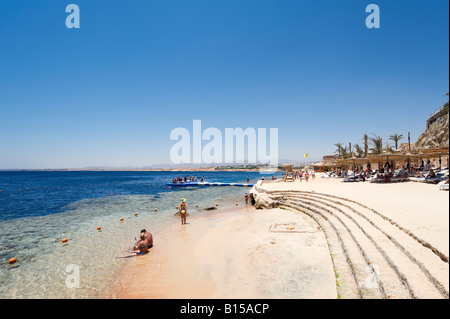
[0,171,277,298]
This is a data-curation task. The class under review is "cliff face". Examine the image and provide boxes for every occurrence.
[413,103,449,150]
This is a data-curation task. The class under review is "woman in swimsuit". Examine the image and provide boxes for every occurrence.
[179,198,188,225]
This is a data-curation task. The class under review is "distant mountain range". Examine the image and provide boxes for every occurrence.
[0,158,320,171]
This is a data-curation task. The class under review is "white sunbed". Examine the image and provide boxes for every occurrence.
[438,178,449,190]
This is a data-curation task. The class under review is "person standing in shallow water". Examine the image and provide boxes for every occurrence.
[179,198,188,225]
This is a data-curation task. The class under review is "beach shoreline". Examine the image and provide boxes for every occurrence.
[106,174,449,299]
[104,204,337,299]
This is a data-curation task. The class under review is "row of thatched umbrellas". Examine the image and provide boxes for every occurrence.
[321,147,449,175]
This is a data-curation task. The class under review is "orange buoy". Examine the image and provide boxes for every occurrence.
[62,238,68,243]
[19,189,22,192]
[9,258,16,264]
[169,187,171,189]
[196,204,198,207]
[154,208,158,212]
[120,218,124,221]
[216,204,219,206]
[97,226,102,231]
[176,206,179,209]
[134,213,138,216]
[26,188,29,191]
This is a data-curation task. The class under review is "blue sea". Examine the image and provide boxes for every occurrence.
[0,171,276,298]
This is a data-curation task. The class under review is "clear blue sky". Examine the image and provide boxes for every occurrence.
[0,0,448,169]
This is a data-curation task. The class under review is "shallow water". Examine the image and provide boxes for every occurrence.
[0,171,278,298]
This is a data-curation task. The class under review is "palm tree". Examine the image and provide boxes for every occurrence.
[334,143,344,157]
[341,145,351,159]
[354,144,364,158]
[389,133,404,150]
[363,134,368,157]
[369,134,383,155]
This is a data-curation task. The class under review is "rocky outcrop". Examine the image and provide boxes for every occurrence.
[249,182,280,209]
[414,103,449,150]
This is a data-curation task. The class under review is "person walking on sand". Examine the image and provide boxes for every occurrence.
[299,171,303,182]
[244,192,249,205]
[311,170,315,180]
[305,171,310,182]
[179,198,188,225]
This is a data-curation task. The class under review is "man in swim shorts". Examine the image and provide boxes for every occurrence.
[133,234,150,255]
[140,229,153,248]
[179,198,188,225]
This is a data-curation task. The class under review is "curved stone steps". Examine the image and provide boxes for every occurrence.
[279,203,361,299]
[250,186,449,299]
[284,197,443,299]
[291,192,449,296]
[282,200,407,299]
[270,190,448,263]
[275,192,448,299]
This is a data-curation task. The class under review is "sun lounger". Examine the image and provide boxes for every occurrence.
[391,173,410,183]
[368,174,387,183]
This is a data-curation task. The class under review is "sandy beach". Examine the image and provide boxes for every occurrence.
[106,174,449,299]
[107,205,337,299]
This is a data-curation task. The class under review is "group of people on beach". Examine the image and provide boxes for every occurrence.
[281,170,315,182]
[171,176,204,183]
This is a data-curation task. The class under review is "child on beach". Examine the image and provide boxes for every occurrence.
[244,193,249,204]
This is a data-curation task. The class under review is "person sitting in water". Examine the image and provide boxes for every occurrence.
[133,234,150,255]
[140,229,153,248]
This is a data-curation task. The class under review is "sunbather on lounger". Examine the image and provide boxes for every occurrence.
[415,171,424,178]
